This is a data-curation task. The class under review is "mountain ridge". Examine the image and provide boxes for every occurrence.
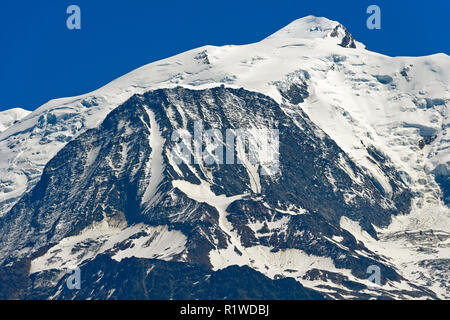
[0,16,449,299]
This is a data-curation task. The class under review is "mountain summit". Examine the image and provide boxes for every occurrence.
[265,16,364,49]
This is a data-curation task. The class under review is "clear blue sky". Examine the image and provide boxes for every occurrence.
[1,0,449,111]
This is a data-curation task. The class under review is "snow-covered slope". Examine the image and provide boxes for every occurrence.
[0,108,31,133]
[0,15,449,298]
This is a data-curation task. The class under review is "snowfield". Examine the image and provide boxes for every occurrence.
[0,108,31,133]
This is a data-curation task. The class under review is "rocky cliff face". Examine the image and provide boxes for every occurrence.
[0,87,434,299]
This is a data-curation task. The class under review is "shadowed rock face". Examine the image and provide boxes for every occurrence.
[433,164,450,206]
[0,87,419,299]
[278,82,310,104]
[330,24,357,49]
[26,255,326,300]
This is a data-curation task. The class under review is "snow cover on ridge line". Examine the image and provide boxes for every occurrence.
[0,108,31,132]
[266,15,365,49]
[30,220,187,274]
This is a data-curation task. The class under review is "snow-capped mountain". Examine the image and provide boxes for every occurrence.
[0,16,448,299]
[0,108,31,133]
